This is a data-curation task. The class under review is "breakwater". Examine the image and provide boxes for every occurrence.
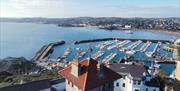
[74,38,173,44]
[32,40,65,61]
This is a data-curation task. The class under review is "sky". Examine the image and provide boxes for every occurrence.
[0,0,180,18]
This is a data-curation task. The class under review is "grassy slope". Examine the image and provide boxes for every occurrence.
[0,70,61,88]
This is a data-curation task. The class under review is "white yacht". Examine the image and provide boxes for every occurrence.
[125,30,133,34]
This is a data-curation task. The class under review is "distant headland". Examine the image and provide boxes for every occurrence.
[0,17,180,33]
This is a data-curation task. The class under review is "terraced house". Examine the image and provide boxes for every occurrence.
[59,58,160,91]
[59,58,121,91]
[107,63,160,91]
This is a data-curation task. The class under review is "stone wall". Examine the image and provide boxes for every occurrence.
[0,79,50,91]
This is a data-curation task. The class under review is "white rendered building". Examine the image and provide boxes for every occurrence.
[108,63,160,91]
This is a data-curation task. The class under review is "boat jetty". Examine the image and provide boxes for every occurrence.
[139,41,152,52]
[145,42,161,57]
[96,40,116,49]
[122,40,142,51]
[102,53,117,63]
[107,40,126,50]
[92,51,105,60]
[119,40,131,51]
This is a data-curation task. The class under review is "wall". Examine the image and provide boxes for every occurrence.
[66,80,82,91]
[90,82,113,91]
[175,61,180,81]
[66,80,113,91]
[132,80,144,91]
[0,79,50,91]
[113,75,159,91]
[144,86,159,91]
[114,75,133,91]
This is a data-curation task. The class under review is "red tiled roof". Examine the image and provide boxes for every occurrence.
[59,58,121,91]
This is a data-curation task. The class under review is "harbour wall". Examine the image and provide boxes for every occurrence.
[32,40,65,61]
[74,38,173,44]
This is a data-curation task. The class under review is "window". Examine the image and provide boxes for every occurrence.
[71,84,73,87]
[134,89,139,91]
[122,83,125,87]
[102,84,105,91]
[138,81,141,85]
[116,82,119,87]
[146,88,148,91]
[108,83,111,89]
[133,81,136,85]
[68,81,70,84]
[153,89,156,91]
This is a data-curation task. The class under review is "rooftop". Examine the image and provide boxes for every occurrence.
[107,63,148,80]
[58,58,121,91]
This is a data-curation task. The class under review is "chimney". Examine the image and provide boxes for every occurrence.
[97,61,104,78]
[71,60,81,77]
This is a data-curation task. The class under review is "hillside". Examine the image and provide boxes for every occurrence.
[0,57,37,74]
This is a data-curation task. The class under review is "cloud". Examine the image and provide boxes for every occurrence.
[0,0,179,18]
[102,5,180,17]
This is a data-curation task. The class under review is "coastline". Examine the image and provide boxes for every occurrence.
[59,25,180,36]
[148,29,180,36]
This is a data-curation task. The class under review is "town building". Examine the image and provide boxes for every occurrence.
[107,63,160,91]
[174,39,180,46]
[58,58,121,91]
[124,25,131,29]
[175,61,180,81]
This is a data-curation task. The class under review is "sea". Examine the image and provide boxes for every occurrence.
[0,22,179,75]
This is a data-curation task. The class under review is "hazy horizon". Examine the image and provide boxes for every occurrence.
[1,16,180,19]
[0,0,180,18]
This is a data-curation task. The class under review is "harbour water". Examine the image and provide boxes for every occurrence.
[1,22,180,75]
[1,23,179,59]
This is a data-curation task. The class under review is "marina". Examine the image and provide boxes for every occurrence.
[32,38,175,65]
[75,48,87,59]
[60,48,72,59]
[1,23,179,77]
